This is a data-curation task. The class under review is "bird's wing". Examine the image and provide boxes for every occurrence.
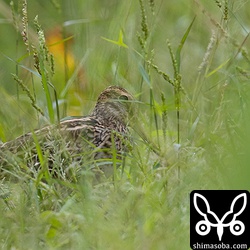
[0,116,104,178]
[0,116,101,154]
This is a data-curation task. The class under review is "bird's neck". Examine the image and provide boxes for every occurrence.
[91,103,127,132]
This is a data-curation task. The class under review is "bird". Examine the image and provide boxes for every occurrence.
[0,86,134,181]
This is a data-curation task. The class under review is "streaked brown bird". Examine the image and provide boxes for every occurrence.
[0,86,134,180]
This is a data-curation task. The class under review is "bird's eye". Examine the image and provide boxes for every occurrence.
[119,95,129,101]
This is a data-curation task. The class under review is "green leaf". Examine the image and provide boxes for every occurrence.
[1,52,40,77]
[48,35,74,47]
[32,131,44,167]
[139,63,150,86]
[40,67,54,123]
[205,58,230,78]
[176,16,196,72]
[102,30,128,48]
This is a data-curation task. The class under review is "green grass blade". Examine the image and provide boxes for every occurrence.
[139,63,151,86]
[101,30,128,48]
[205,58,230,78]
[1,52,40,77]
[176,16,196,72]
[32,131,44,167]
[41,68,54,123]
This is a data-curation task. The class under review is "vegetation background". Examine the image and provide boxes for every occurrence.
[0,0,250,249]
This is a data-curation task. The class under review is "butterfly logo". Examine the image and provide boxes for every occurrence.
[193,193,247,241]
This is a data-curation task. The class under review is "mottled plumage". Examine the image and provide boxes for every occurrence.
[0,86,134,180]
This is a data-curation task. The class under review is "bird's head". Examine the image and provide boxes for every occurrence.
[92,86,134,126]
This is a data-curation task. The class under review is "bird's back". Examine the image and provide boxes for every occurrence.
[0,116,129,180]
[0,86,134,180]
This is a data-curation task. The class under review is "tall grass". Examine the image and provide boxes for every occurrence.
[0,0,250,249]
